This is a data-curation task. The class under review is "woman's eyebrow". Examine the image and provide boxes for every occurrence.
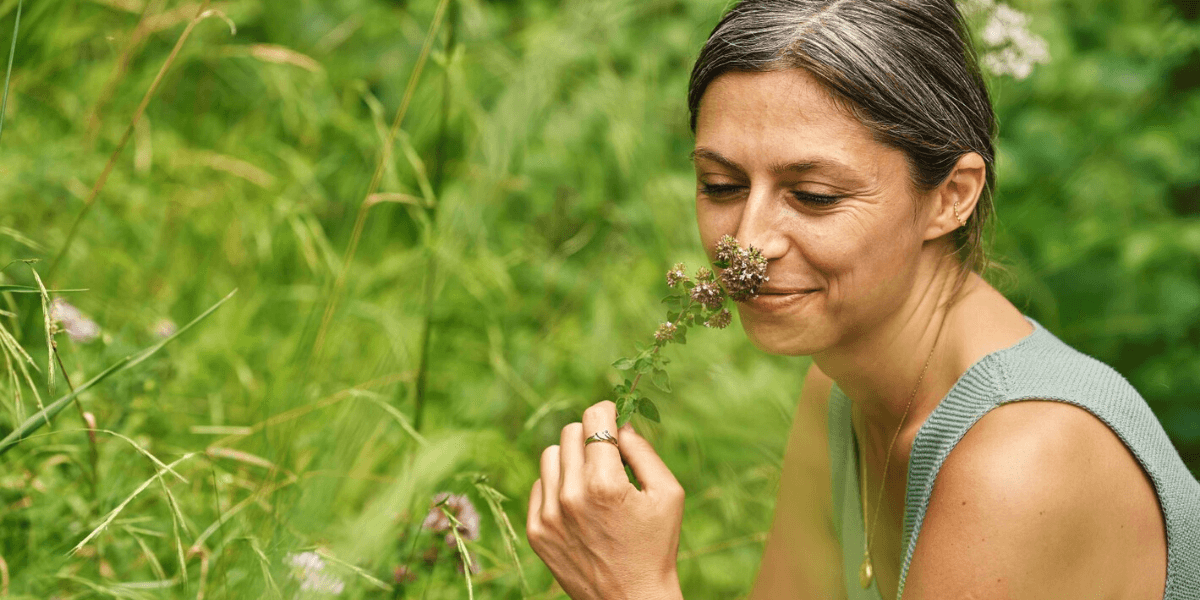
[692,147,863,182]
[690,148,742,171]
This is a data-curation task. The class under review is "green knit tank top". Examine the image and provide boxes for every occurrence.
[827,318,1200,600]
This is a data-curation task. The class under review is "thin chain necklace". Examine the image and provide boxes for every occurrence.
[857,318,945,590]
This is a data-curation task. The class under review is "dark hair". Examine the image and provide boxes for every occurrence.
[688,0,996,279]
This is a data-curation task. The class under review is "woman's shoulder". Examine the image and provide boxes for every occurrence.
[905,398,1168,598]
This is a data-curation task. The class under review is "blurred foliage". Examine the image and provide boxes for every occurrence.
[0,0,1195,597]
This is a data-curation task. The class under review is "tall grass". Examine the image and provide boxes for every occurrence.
[0,0,1196,598]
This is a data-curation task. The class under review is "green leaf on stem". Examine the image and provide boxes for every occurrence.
[637,398,660,423]
[616,397,636,427]
[612,357,635,371]
[634,355,652,373]
[651,368,671,393]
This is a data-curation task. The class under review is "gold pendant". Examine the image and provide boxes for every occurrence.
[859,556,874,589]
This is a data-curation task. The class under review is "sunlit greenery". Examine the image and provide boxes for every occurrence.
[0,0,1196,597]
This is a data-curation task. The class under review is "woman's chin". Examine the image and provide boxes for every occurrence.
[738,313,823,356]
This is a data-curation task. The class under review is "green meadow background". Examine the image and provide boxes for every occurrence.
[0,0,1197,597]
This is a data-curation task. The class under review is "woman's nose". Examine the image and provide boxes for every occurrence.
[733,185,788,261]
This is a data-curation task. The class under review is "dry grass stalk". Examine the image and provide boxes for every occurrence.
[50,0,232,276]
[84,0,167,144]
[310,0,453,361]
[245,43,322,73]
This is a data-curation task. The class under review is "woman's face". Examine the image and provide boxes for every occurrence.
[693,69,935,356]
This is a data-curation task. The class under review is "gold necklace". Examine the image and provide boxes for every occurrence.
[857,322,943,590]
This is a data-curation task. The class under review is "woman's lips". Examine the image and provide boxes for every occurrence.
[742,289,819,312]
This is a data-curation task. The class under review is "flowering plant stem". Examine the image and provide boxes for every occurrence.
[610,235,766,427]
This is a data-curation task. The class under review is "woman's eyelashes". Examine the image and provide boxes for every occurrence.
[697,182,841,207]
[791,190,841,206]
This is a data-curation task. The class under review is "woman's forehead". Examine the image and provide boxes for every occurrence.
[693,70,899,179]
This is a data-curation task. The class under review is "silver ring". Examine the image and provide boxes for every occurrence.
[584,429,618,448]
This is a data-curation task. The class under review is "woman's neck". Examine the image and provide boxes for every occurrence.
[812,255,973,454]
[813,263,1034,462]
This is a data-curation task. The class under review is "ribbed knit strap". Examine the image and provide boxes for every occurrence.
[895,319,1200,599]
[894,350,1012,595]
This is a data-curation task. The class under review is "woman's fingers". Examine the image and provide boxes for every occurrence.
[528,478,543,525]
[540,444,562,520]
[559,422,585,493]
[581,401,622,471]
[618,423,682,497]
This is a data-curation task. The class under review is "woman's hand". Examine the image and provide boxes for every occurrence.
[527,401,685,600]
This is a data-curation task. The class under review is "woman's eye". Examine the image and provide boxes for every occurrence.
[791,191,841,206]
[698,183,745,198]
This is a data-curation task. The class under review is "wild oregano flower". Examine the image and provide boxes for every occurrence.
[611,235,768,426]
[666,263,688,288]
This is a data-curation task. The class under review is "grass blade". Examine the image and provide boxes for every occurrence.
[474,481,528,596]
[70,453,196,555]
[0,289,236,456]
[0,0,21,145]
[0,285,86,294]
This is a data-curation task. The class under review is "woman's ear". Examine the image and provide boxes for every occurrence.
[924,152,986,242]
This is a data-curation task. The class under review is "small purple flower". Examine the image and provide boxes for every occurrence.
[151,318,177,338]
[394,565,417,584]
[654,322,678,343]
[690,281,724,310]
[704,309,732,329]
[666,263,688,288]
[49,298,100,344]
[719,243,769,302]
[456,551,482,575]
[714,235,739,265]
[422,492,481,546]
[695,266,715,282]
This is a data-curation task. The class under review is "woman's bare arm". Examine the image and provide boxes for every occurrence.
[904,400,1167,599]
[749,362,844,600]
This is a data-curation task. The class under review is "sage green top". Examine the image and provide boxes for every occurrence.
[827,318,1200,599]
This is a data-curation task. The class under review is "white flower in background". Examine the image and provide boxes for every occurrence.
[284,551,345,596]
[49,298,100,344]
[151,317,177,338]
[961,0,1050,80]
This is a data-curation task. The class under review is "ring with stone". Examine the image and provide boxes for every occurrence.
[584,429,618,448]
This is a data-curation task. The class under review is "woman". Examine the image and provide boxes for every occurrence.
[525,1,1200,598]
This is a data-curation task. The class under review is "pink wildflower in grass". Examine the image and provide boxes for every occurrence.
[49,298,100,344]
[393,565,416,584]
[456,551,482,575]
[422,492,481,546]
[151,317,177,338]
